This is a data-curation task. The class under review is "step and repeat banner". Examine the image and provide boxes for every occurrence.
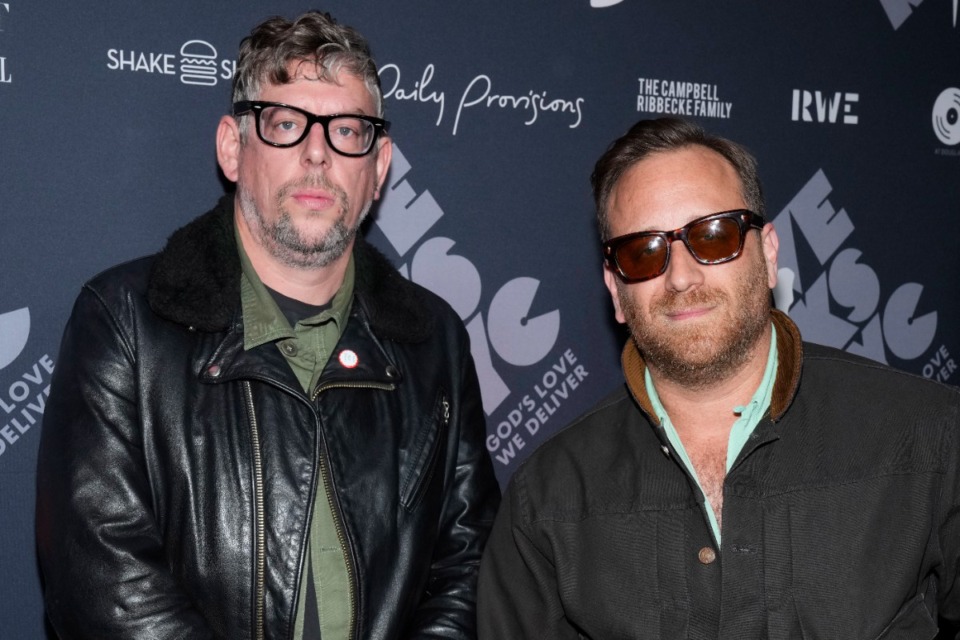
[2,0,959,635]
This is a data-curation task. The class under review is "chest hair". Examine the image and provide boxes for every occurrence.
[685,444,727,531]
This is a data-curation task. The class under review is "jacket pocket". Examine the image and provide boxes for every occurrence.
[399,391,449,511]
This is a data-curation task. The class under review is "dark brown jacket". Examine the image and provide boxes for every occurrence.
[479,311,960,639]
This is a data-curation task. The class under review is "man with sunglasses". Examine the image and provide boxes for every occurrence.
[37,11,499,640]
[478,117,960,637]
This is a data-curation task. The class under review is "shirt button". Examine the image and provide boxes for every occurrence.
[698,546,717,565]
[280,340,298,356]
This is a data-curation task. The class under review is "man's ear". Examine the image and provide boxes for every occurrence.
[216,115,241,183]
[603,265,627,324]
[372,136,393,200]
[761,223,780,289]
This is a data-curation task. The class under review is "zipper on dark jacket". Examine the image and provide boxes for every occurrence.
[404,394,450,512]
[311,379,397,640]
[244,381,267,640]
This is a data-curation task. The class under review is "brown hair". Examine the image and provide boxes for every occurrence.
[590,117,764,239]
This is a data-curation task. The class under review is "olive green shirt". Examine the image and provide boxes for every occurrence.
[237,232,354,640]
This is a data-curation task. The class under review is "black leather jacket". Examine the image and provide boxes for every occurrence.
[37,198,500,640]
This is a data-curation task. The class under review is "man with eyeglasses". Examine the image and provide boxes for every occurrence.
[37,11,498,640]
[478,117,960,638]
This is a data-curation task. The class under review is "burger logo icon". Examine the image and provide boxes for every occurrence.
[179,40,218,86]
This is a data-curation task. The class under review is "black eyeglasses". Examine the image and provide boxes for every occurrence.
[233,100,390,157]
[603,209,766,284]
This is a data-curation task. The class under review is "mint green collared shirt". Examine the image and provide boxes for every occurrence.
[645,325,778,544]
[237,232,353,640]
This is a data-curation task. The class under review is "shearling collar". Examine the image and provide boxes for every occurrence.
[146,195,434,343]
[621,309,803,422]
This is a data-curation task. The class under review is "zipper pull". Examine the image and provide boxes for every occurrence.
[442,397,450,425]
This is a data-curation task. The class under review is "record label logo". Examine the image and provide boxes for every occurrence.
[933,88,960,146]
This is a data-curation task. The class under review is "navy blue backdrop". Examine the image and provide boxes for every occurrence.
[2,1,959,636]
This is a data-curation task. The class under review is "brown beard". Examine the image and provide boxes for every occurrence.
[618,243,772,389]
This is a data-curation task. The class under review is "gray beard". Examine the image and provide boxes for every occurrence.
[238,175,371,269]
[618,247,771,390]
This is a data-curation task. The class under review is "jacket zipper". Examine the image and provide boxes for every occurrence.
[244,381,267,640]
[421,396,450,496]
[311,379,397,640]
[312,381,395,396]
[407,395,449,510]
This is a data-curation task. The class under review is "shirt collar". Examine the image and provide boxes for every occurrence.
[644,324,778,430]
[236,225,354,350]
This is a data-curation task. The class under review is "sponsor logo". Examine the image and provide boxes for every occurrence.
[106,39,235,87]
[636,77,733,119]
[179,40,218,86]
[791,89,859,125]
[933,87,960,147]
[772,170,950,382]
[484,349,589,467]
[379,63,585,136]
[881,0,958,29]
[0,3,12,84]
[0,308,55,459]
[374,145,590,468]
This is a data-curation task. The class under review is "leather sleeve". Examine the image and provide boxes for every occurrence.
[35,285,213,640]
[477,475,581,640]
[405,342,501,638]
